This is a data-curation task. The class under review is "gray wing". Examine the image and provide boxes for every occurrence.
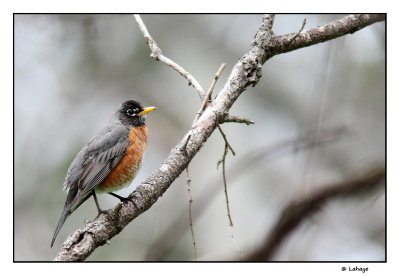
[63,124,130,210]
[79,126,130,195]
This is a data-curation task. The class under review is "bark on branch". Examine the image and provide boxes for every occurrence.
[54,14,385,261]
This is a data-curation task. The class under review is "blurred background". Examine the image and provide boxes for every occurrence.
[14,14,385,261]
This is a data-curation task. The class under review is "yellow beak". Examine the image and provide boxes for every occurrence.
[138,106,156,116]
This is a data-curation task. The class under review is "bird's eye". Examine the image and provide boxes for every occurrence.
[126,109,136,116]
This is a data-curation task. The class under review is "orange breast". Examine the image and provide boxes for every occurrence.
[96,125,148,193]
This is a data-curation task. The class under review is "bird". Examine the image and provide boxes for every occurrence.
[51,100,156,247]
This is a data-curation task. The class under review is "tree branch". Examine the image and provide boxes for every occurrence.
[54,14,384,261]
[133,14,206,100]
[265,14,386,61]
[243,166,385,261]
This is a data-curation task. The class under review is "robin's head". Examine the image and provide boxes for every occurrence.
[118,100,156,127]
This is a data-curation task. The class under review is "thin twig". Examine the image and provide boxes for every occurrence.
[206,63,226,101]
[192,63,226,126]
[218,145,232,225]
[185,167,199,260]
[217,129,243,256]
[288,18,307,45]
[222,115,255,125]
[133,14,206,100]
[182,134,197,260]
[229,227,244,256]
[217,125,236,156]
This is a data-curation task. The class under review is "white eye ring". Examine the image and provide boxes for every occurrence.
[126,108,137,116]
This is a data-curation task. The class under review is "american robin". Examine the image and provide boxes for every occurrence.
[51,100,156,247]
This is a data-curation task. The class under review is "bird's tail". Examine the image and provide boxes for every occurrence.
[51,183,79,248]
[51,185,92,248]
[51,205,70,247]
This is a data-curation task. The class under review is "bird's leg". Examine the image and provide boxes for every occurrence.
[108,192,138,209]
[92,190,107,218]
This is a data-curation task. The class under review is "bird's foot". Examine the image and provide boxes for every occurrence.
[95,209,108,219]
[108,192,138,209]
